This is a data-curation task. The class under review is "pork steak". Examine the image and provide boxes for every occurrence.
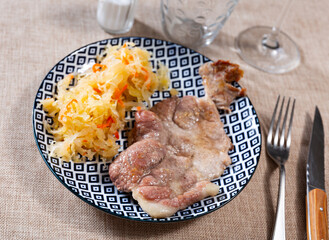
[109,60,245,218]
[109,96,233,218]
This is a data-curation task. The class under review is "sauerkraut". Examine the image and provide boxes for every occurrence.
[42,42,169,162]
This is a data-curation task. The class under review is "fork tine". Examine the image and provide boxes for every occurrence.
[285,98,296,149]
[279,97,291,147]
[267,95,281,144]
[273,97,285,146]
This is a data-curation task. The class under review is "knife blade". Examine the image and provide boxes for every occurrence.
[306,106,328,240]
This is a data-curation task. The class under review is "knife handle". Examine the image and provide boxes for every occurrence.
[307,189,328,240]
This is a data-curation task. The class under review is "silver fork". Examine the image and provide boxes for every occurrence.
[266,96,296,240]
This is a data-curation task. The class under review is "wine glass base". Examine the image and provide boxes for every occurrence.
[235,26,301,74]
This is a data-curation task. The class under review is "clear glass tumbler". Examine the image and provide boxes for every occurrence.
[97,0,138,34]
[161,0,239,48]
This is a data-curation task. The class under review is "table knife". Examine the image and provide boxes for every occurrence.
[306,106,328,240]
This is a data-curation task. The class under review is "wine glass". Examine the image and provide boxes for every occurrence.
[235,0,300,74]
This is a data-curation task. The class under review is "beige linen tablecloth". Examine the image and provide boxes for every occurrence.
[1,0,329,239]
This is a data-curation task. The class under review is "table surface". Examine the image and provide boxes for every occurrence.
[1,0,329,239]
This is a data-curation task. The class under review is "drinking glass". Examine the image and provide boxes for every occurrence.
[235,0,300,74]
[161,0,239,49]
[97,0,138,34]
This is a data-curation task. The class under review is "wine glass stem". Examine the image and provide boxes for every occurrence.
[263,0,295,49]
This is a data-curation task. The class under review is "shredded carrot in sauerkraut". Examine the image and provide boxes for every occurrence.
[41,42,169,162]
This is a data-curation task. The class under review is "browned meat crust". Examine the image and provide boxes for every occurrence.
[199,60,246,111]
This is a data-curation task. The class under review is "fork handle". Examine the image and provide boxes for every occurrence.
[272,165,286,240]
[306,189,328,240]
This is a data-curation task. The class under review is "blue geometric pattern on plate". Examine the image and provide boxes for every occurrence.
[32,37,262,222]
